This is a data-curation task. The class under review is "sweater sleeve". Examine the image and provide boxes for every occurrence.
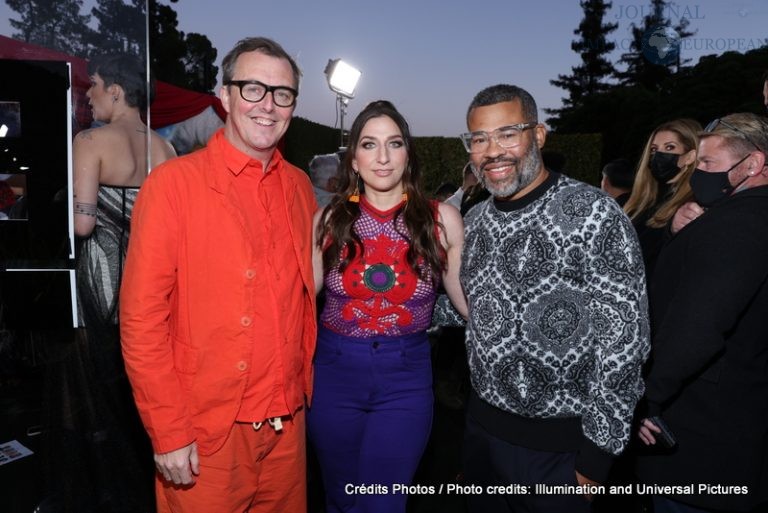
[577,200,650,481]
[432,292,466,327]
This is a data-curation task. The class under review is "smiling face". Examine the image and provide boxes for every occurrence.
[220,50,296,162]
[467,100,547,200]
[351,115,408,197]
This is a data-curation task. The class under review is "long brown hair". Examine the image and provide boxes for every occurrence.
[624,118,700,227]
[316,100,444,281]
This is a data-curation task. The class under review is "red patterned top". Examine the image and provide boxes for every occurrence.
[320,196,439,337]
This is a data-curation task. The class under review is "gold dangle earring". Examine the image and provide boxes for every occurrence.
[348,189,360,203]
[348,173,361,203]
[401,165,409,202]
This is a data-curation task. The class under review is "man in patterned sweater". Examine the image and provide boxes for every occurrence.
[444,84,650,512]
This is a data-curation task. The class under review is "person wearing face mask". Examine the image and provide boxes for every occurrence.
[623,119,701,281]
[671,72,768,234]
[636,113,768,513]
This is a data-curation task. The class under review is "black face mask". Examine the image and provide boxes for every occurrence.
[689,154,750,208]
[649,151,680,183]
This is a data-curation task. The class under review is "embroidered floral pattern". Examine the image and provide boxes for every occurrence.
[340,234,418,333]
[321,198,437,337]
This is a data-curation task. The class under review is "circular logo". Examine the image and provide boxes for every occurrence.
[641,25,681,66]
[363,263,396,292]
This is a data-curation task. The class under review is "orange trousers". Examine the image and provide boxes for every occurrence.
[156,410,306,513]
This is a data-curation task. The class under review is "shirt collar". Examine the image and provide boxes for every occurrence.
[211,129,284,177]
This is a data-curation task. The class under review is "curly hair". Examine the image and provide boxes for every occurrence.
[316,100,445,282]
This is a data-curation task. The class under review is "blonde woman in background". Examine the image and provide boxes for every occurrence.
[624,118,701,280]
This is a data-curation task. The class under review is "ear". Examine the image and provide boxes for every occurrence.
[109,83,122,98]
[351,159,358,172]
[534,123,547,149]
[751,151,767,175]
[219,85,232,114]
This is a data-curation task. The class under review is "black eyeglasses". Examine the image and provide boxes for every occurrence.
[705,118,763,153]
[224,80,298,107]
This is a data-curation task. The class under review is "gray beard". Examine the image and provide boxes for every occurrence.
[480,140,542,199]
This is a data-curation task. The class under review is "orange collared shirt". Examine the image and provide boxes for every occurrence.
[232,158,304,422]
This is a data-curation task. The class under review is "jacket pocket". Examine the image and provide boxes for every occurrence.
[172,335,199,390]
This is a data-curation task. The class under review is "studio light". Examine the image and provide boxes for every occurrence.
[325,59,361,99]
[324,58,362,148]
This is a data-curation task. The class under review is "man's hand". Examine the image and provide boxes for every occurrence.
[638,417,661,446]
[671,201,704,234]
[154,441,199,485]
[575,470,600,501]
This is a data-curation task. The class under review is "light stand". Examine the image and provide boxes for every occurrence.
[324,58,361,149]
[337,95,349,148]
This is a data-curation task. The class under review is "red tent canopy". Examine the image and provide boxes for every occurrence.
[151,80,226,128]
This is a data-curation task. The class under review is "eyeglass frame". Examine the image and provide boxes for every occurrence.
[224,80,298,107]
[459,122,538,154]
[704,118,764,154]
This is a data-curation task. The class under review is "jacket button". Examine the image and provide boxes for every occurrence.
[245,269,256,279]
[237,361,247,371]
[241,316,252,327]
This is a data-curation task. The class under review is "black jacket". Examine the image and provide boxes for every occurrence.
[636,185,768,511]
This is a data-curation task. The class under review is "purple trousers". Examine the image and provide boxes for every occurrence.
[307,327,434,513]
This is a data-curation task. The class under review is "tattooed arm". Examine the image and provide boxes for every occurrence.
[73,129,101,237]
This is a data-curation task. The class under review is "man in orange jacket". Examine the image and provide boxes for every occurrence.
[120,37,317,513]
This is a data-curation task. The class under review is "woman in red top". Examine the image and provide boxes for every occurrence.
[309,100,467,513]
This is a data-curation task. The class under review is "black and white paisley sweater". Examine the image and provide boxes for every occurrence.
[437,171,650,481]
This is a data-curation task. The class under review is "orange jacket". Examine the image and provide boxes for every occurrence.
[120,130,317,455]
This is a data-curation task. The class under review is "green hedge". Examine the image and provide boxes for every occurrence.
[284,117,603,193]
[543,132,603,187]
[414,136,468,195]
[283,116,340,172]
